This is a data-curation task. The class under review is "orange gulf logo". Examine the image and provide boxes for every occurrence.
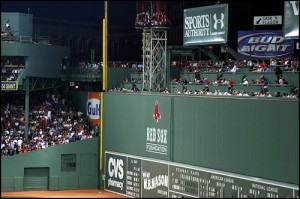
[153,100,161,123]
[86,92,100,126]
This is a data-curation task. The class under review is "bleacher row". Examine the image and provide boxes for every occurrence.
[120,67,299,96]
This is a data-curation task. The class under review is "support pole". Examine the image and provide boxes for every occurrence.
[25,77,29,141]
[100,0,107,190]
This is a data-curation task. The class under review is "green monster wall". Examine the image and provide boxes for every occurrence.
[1,138,99,192]
[103,93,172,160]
[103,93,298,186]
[2,92,298,193]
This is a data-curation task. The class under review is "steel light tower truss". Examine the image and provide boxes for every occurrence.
[142,28,167,91]
[136,1,170,92]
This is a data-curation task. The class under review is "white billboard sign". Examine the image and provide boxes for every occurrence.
[284,1,299,39]
[253,15,282,25]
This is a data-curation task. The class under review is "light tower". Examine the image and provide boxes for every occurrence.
[135,1,170,91]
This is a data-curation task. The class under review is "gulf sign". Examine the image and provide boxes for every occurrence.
[86,92,100,126]
[238,30,293,60]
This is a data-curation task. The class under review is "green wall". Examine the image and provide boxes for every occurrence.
[169,83,292,94]
[107,67,134,90]
[103,93,299,185]
[1,12,33,37]
[179,71,299,86]
[1,137,99,192]
[1,42,70,81]
[172,95,299,185]
[2,92,298,193]
[70,91,89,115]
[103,93,172,160]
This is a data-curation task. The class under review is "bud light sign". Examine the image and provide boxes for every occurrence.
[238,30,293,60]
[86,92,100,126]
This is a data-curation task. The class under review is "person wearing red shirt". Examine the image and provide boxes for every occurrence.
[228,78,235,94]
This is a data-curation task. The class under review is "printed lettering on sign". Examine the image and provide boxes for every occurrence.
[108,157,124,179]
[290,1,299,15]
[106,155,126,193]
[86,92,100,125]
[183,4,228,45]
[238,30,293,60]
[146,100,168,155]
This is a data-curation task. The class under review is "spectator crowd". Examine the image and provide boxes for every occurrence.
[1,89,97,157]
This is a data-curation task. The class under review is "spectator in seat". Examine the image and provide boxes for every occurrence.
[273,65,282,84]
[264,65,272,72]
[228,78,235,94]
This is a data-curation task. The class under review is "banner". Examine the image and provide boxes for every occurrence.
[105,153,127,194]
[1,81,18,91]
[253,16,282,26]
[183,4,228,46]
[86,92,100,126]
[283,1,299,39]
[105,151,298,198]
[237,30,293,60]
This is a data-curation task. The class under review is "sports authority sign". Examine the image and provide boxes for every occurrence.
[183,4,228,46]
[253,16,282,25]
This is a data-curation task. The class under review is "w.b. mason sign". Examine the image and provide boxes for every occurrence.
[183,4,228,46]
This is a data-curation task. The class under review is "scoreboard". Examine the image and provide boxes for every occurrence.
[105,151,299,198]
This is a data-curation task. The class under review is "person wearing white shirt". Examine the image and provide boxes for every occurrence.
[242,78,249,85]
[230,64,237,73]
[247,60,253,67]
[47,110,51,121]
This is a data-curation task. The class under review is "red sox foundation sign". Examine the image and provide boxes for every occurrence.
[146,100,168,155]
[153,100,161,123]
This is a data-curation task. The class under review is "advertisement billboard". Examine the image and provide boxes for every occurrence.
[105,151,298,198]
[283,1,299,39]
[1,81,18,91]
[253,16,282,26]
[183,4,228,46]
[105,153,127,195]
[86,92,100,126]
[237,30,293,60]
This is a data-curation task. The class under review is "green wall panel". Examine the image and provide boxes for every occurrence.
[70,91,89,115]
[1,137,99,192]
[282,71,299,86]
[49,176,59,190]
[103,93,298,185]
[79,176,98,189]
[1,12,32,37]
[1,42,70,80]
[107,68,133,90]
[14,177,24,191]
[103,93,172,161]
[1,177,14,190]
[59,176,79,190]
[170,67,182,80]
[80,154,97,176]
[122,82,142,90]
[169,83,292,94]
[172,95,298,185]
[177,72,299,87]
